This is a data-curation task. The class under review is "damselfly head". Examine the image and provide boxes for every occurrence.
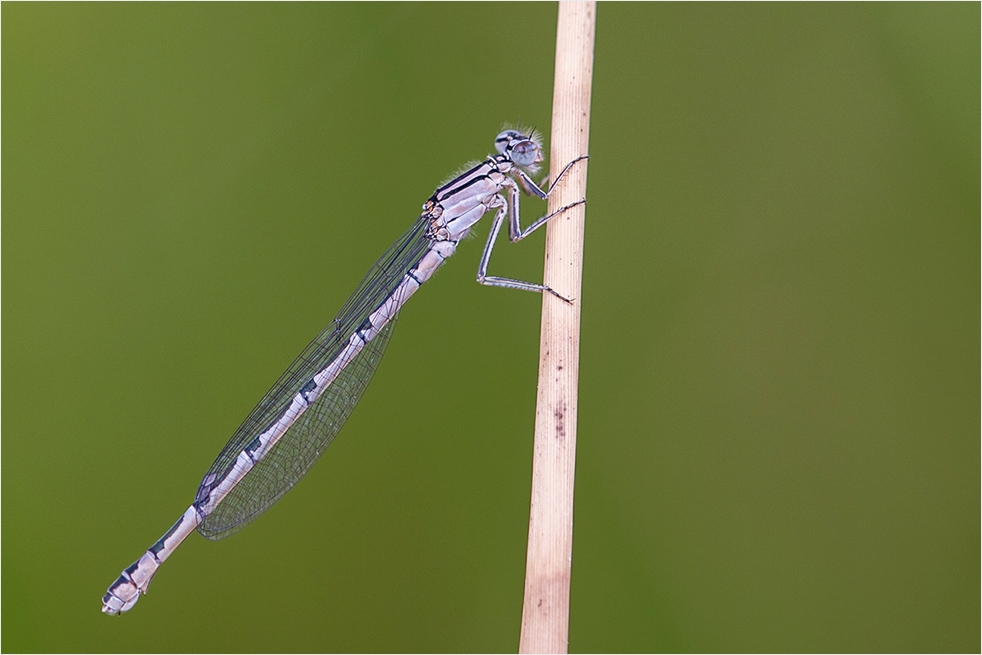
[495,129,544,170]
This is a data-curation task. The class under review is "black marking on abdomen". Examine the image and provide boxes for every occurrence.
[245,434,263,459]
[299,378,317,403]
[195,473,217,505]
[355,317,375,343]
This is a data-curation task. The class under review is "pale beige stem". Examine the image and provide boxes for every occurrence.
[518,2,596,653]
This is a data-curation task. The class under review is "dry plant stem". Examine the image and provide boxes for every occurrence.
[519,2,595,654]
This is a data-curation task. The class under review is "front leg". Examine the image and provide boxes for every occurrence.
[515,155,590,200]
[509,155,589,242]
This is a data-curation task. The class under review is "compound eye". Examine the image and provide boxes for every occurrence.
[510,140,539,167]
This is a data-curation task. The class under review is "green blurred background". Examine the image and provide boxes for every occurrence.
[3,3,978,652]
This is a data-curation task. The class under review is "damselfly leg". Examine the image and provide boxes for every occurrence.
[476,155,588,301]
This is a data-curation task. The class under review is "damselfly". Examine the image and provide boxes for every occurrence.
[102,128,587,615]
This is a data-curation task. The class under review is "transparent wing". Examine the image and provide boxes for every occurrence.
[196,216,433,540]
